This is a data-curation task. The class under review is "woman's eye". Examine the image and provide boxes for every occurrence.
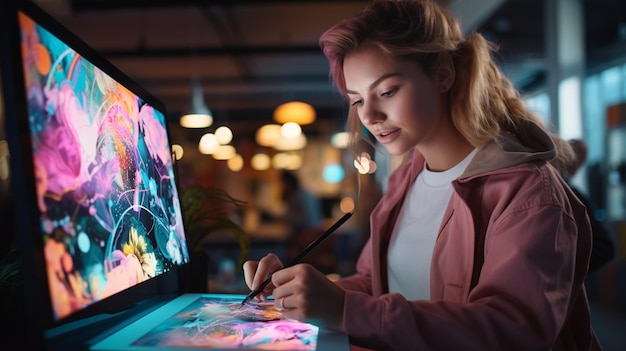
[350,99,363,107]
[381,87,398,97]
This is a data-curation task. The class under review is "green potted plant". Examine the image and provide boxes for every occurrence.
[179,184,250,292]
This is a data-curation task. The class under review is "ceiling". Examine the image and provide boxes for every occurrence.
[31,0,626,144]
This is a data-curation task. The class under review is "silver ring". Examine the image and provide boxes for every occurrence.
[280,296,286,310]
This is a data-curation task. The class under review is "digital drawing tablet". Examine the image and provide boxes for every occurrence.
[91,293,349,351]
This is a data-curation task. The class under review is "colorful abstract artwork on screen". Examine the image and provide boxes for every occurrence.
[18,12,189,321]
[133,295,318,350]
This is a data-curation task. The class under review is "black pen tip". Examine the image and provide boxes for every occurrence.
[240,297,249,307]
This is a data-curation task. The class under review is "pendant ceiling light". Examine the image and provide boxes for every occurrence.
[273,101,316,125]
[180,79,213,128]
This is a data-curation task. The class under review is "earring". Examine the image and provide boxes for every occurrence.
[441,84,448,92]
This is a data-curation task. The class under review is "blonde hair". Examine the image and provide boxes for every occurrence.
[319,0,573,170]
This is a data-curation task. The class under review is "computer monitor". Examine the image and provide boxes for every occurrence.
[0,0,190,344]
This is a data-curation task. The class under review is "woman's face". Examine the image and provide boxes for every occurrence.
[343,48,446,157]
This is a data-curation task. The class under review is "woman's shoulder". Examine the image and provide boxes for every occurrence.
[460,160,578,218]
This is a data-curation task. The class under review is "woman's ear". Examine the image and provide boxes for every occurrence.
[437,53,455,92]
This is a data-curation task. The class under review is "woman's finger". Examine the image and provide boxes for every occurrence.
[242,260,259,289]
[252,253,284,291]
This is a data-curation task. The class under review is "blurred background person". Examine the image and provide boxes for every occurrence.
[278,171,324,238]
[565,139,615,273]
[276,171,334,272]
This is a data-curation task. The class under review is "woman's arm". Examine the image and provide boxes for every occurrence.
[334,238,374,294]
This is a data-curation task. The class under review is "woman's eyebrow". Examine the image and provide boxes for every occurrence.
[345,72,401,95]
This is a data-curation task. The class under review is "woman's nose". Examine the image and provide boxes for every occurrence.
[359,102,385,126]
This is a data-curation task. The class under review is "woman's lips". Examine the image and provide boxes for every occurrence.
[376,129,400,143]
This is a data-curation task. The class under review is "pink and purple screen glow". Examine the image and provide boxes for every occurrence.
[132,295,318,350]
[18,11,189,321]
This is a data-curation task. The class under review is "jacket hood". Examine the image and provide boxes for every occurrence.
[461,119,556,178]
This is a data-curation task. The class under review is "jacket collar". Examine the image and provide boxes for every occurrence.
[405,119,556,182]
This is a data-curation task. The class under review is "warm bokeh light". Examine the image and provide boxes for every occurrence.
[330,131,349,149]
[272,152,303,170]
[215,126,233,145]
[180,113,213,128]
[198,133,220,154]
[227,154,244,172]
[354,152,377,174]
[212,145,236,160]
[251,153,271,171]
[255,124,282,147]
[272,153,290,169]
[339,196,355,213]
[280,122,302,138]
[273,101,316,125]
[171,144,184,161]
[274,133,307,151]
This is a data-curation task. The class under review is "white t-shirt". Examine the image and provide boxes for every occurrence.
[387,149,477,300]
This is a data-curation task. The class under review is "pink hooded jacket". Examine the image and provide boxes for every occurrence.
[336,120,602,351]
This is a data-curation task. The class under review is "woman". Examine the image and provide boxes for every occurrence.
[243,0,601,350]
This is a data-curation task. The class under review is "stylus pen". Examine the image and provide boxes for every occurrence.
[240,211,354,307]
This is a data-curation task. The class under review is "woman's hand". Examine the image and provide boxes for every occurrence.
[243,253,284,300]
[243,254,346,331]
[271,263,346,332]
